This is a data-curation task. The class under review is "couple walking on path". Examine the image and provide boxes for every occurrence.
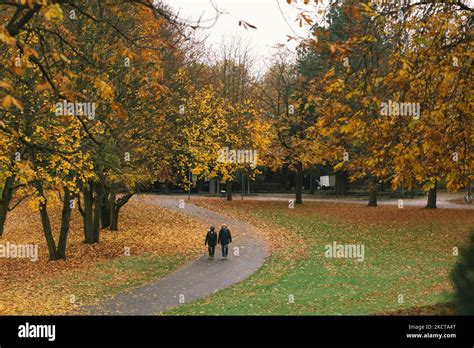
[204,224,232,259]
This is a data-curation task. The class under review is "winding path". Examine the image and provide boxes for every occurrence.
[80,195,268,315]
[246,192,474,210]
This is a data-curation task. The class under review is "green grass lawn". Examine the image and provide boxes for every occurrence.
[165,201,471,315]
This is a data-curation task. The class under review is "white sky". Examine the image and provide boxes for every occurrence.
[163,0,474,72]
[163,0,327,71]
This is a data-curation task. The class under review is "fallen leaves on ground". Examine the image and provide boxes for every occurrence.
[0,197,206,315]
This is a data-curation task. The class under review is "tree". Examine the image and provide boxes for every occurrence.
[296,2,356,196]
[300,0,472,208]
[259,50,324,205]
[176,80,269,201]
[0,0,185,257]
[451,229,474,315]
[215,38,257,200]
[303,0,393,207]
[378,2,473,208]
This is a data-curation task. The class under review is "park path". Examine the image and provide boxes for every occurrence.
[80,195,268,315]
[243,192,474,210]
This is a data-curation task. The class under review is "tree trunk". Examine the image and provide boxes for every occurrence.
[38,203,60,260]
[0,174,15,237]
[100,185,110,229]
[295,162,303,204]
[34,183,60,261]
[226,180,232,201]
[57,188,72,259]
[342,171,348,195]
[368,177,378,207]
[335,170,348,196]
[426,181,437,209]
[35,184,72,261]
[108,190,117,230]
[92,184,102,243]
[335,171,341,195]
[110,206,120,231]
[110,192,133,232]
[468,181,472,204]
[83,185,95,244]
[282,165,289,191]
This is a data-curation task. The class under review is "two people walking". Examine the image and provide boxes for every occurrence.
[204,224,232,259]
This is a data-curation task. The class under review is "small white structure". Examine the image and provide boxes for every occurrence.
[320,175,336,188]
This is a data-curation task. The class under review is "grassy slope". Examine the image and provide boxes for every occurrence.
[166,200,472,315]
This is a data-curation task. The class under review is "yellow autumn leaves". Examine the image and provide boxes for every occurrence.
[177,82,271,184]
[1,95,23,111]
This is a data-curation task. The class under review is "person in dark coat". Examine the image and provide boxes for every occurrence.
[205,226,218,258]
[218,223,232,258]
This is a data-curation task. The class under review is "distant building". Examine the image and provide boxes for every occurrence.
[320,175,336,189]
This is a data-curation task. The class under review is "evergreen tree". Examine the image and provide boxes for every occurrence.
[451,229,474,314]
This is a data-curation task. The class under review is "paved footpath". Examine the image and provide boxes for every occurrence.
[80,195,268,315]
[247,192,474,210]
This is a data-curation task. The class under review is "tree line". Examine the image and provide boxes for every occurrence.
[0,0,472,261]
